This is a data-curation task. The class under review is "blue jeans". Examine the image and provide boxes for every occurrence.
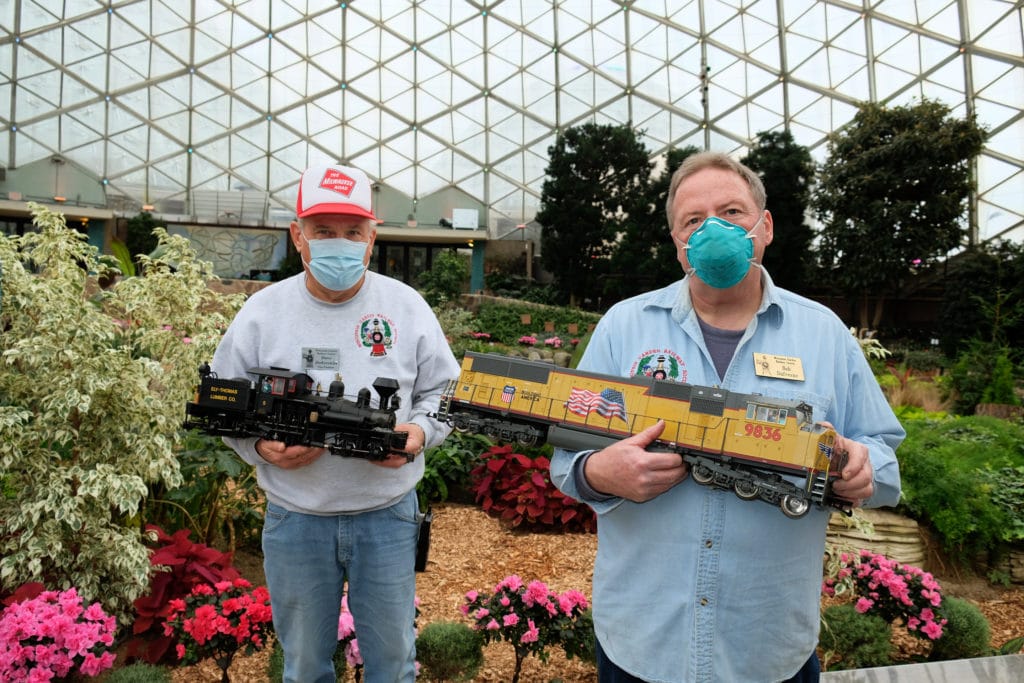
[596,639,820,682]
[262,490,420,683]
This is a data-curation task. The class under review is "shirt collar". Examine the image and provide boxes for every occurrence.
[665,269,785,328]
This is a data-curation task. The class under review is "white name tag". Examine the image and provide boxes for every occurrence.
[753,353,805,381]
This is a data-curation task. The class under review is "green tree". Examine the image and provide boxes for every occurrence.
[605,146,699,302]
[125,211,162,264]
[938,240,1024,356]
[741,130,817,293]
[0,204,243,619]
[537,122,653,308]
[813,98,988,329]
[418,249,468,307]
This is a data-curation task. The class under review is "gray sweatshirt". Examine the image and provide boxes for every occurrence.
[211,271,460,515]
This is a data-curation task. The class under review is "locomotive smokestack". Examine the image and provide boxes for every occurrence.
[373,377,400,411]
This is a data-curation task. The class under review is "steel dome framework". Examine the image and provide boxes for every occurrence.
[1,0,1021,241]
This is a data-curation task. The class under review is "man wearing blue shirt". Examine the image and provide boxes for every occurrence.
[549,151,903,682]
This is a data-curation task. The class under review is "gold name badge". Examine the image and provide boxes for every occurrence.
[753,353,805,381]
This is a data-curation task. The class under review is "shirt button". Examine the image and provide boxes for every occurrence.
[704,539,713,548]
[700,597,709,606]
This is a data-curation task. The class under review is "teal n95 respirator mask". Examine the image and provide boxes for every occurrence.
[304,237,369,291]
[679,214,764,289]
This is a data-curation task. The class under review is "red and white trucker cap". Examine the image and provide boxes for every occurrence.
[296,163,378,220]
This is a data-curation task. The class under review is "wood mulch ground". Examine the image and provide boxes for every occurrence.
[169,503,1024,682]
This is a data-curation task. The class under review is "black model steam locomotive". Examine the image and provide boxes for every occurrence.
[184,362,410,461]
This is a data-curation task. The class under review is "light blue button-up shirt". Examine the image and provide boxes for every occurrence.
[550,272,903,683]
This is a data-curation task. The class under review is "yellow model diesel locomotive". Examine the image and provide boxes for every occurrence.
[433,352,850,518]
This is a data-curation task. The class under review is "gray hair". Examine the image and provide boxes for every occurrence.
[664,151,767,228]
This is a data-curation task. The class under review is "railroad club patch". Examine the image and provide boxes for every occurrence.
[357,315,395,357]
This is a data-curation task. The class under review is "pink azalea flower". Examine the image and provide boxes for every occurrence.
[825,551,947,644]
[462,575,590,671]
[921,620,944,639]
[0,587,117,682]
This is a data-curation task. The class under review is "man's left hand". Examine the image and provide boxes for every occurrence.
[830,433,873,507]
[372,422,426,469]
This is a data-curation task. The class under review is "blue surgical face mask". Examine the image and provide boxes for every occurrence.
[679,214,764,289]
[304,237,368,291]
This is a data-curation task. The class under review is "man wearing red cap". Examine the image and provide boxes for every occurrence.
[211,163,460,682]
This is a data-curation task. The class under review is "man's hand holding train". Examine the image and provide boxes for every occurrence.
[582,421,690,503]
[373,422,427,469]
[256,439,326,469]
[829,433,873,507]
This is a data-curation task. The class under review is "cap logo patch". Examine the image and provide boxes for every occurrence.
[319,169,356,197]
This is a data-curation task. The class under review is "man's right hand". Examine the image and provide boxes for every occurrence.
[256,439,326,469]
[582,420,690,502]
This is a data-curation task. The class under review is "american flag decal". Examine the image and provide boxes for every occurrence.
[818,442,832,456]
[567,387,627,421]
[501,385,516,403]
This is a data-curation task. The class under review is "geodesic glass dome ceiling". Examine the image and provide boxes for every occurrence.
[1,0,1022,241]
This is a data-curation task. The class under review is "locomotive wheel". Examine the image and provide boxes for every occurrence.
[516,431,538,447]
[691,464,714,485]
[453,417,471,433]
[780,494,810,519]
[733,479,759,500]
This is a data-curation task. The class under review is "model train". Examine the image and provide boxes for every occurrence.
[184,362,410,461]
[432,352,851,518]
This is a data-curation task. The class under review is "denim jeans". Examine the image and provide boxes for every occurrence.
[262,490,420,683]
[596,639,820,682]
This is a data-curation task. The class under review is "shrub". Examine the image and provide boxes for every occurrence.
[127,526,242,664]
[418,432,493,509]
[0,585,118,682]
[474,301,600,347]
[416,620,484,682]
[819,604,893,670]
[896,415,1024,565]
[977,466,1024,546]
[902,348,947,373]
[434,305,480,360]
[461,575,589,683]
[142,430,264,552]
[484,271,563,305]
[142,430,266,552]
[822,551,946,641]
[419,251,469,307]
[470,444,597,532]
[162,578,274,680]
[879,365,951,413]
[929,596,992,661]
[0,204,243,618]
[560,607,596,664]
[947,340,1020,414]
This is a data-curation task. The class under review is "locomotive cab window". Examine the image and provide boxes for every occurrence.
[746,403,787,425]
[261,377,289,396]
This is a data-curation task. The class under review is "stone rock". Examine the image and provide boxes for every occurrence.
[827,508,926,568]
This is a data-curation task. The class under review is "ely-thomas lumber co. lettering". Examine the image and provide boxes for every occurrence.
[209,386,239,403]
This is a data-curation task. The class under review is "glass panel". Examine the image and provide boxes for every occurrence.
[409,245,428,285]
[383,245,407,282]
